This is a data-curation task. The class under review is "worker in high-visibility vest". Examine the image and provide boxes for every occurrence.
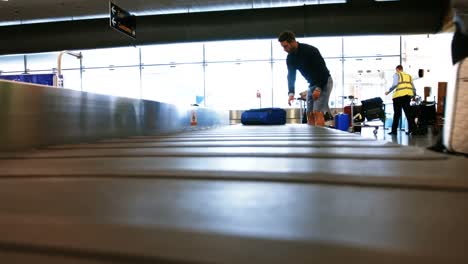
[385,65,417,135]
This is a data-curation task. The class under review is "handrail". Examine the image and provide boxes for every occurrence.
[54,50,82,88]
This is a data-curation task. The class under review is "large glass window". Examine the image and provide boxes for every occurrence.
[2,32,453,114]
[140,42,204,65]
[61,69,82,91]
[271,60,309,109]
[272,36,343,59]
[205,39,271,62]
[272,39,288,61]
[81,47,139,68]
[26,52,57,72]
[343,56,400,105]
[141,63,204,105]
[26,51,82,72]
[81,66,140,98]
[343,35,400,57]
[325,58,344,109]
[0,54,25,73]
[205,61,272,110]
[402,33,453,99]
[302,37,343,58]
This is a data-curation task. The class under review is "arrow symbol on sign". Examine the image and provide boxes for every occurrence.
[111,5,116,15]
[111,17,116,26]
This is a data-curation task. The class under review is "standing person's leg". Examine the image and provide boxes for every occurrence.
[306,85,315,125]
[314,109,325,126]
[313,77,333,127]
[391,97,403,134]
[313,87,325,126]
[401,95,415,133]
[324,77,333,115]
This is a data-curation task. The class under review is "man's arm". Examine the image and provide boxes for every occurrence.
[287,59,296,105]
[411,78,417,96]
[385,73,399,95]
[287,62,296,97]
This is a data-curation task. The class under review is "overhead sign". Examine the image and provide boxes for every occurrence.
[109,1,136,39]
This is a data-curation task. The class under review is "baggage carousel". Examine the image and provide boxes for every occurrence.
[1,124,468,264]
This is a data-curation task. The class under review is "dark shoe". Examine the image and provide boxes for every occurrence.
[388,132,397,135]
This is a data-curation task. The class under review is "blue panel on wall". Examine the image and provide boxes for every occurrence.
[0,73,54,86]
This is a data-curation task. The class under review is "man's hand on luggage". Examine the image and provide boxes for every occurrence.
[299,91,307,100]
[312,88,321,100]
[288,95,295,106]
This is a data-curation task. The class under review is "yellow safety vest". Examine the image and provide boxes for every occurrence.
[393,72,414,99]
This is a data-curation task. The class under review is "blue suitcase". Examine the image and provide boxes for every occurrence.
[335,113,350,131]
[241,108,286,125]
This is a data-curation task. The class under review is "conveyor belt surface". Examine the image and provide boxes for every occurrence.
[0,124,467,264]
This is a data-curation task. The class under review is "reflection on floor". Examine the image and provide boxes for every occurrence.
[358,125,440,149]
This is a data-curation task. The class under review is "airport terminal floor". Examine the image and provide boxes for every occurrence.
[1,123,467,264]
[360,125,440,148]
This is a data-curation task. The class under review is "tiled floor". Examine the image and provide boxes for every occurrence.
[358,124,441,149]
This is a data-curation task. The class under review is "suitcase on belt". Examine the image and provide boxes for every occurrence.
[443,58,468,154]
[241,108,286,125]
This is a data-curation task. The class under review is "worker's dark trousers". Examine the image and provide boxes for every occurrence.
[391,95,415,133]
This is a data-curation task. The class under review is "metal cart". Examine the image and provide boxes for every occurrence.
[348,96,386,135]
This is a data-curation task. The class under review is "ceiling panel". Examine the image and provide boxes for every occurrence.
[0,0,336,24]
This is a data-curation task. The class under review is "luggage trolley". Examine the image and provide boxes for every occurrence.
[410,95,437,135]
[297,91,308,124]
[348,96,386,135]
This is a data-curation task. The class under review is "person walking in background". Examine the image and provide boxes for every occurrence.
[278,31,333,126]
[385,65,417,135]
